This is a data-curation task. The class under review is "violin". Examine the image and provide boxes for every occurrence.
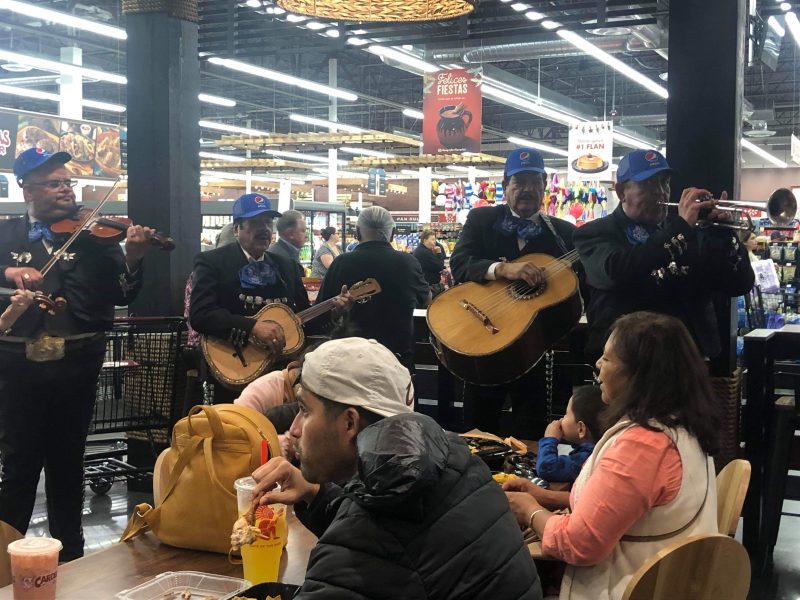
[50,207,176,251]
[0,287,66,315]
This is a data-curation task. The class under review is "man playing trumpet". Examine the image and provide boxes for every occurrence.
[575,149,754,364]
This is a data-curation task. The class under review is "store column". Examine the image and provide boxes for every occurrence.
[124,0,201,316]
[666,0,745,376]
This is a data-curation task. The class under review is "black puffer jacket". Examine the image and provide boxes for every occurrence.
[295,413,543,600]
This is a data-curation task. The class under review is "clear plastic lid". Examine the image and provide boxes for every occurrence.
[233,476,257,493]
[7,537,63,556]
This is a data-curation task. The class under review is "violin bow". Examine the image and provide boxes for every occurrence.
[39,178,121,278]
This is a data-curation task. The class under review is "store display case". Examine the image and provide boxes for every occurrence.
[291,200,346,268]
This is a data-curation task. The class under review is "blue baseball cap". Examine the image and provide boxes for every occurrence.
[617,149,673,184]
[13,148,72,186]
[504,148,546,178]
[232,193,281,221]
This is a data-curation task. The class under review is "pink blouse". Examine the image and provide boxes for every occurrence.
[541,426,683,566]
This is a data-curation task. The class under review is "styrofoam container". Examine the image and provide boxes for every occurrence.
[115,571,250,600]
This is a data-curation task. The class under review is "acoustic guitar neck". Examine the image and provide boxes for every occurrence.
[295,297,340,325]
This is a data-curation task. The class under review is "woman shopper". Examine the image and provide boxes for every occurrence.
[413,229,446,298]
[310,227,341,279]
[505,311,719,600]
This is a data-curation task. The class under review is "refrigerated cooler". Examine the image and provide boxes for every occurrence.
[291,200,347,270]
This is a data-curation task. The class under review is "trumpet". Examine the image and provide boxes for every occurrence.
[658,188,797,230]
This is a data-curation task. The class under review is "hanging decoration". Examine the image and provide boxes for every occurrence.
[277,0,475,22]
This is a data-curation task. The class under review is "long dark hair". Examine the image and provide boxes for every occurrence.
[604,311,720,455]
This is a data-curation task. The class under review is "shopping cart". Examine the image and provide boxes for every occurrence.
[84,317,186,495]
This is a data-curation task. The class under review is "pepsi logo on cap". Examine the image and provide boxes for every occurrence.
[255,196,265,204]
[644,151,657,161]
[519,151,530,161]
[36,148,46,155]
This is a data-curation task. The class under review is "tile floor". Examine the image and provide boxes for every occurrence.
[21,469,800,599]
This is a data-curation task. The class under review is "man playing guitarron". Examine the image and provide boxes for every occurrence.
[189,193,351,403]
[449,147,586,438]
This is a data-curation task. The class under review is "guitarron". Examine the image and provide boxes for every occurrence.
[427,252,582,386]
[202,278,381,389]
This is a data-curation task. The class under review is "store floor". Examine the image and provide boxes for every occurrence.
[21,473,800,598]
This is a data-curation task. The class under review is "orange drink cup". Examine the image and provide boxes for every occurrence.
[7,537,62,600]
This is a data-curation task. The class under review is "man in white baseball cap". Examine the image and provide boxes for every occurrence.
[252,337,542,600]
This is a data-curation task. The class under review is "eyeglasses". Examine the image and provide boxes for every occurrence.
[27,179,78,189]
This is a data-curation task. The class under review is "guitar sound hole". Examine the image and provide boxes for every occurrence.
[508,282,545,300]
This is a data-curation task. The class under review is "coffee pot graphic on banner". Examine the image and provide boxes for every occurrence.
[437,103,473,148]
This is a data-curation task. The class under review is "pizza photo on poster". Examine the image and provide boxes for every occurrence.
[422,67,483,154]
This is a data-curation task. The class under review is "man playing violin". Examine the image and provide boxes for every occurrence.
[189,193,351,403]
[0,148,154,562]
[574,149,755,364]
[449,148,586,437]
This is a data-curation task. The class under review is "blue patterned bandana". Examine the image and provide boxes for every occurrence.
[493,207,543,242]
[625,223,656,246]
[28,221,56,244]
[239,260,277,289]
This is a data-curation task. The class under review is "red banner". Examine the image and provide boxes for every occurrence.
[422,67,482,155]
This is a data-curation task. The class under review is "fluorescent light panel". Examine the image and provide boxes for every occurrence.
[264,149,348,165]
[612,131,653,150]
[557,30,668,99]
[339,146,395,158]
[199,93,237,107]
[289,113,364,133]
[0,83,125,112]
[0,49,126,84]
[507,135,569,157]
[207,57,358,102]
[741,138,787,168]
[200,170,304,184]
[483,84,578,125]
[785,12,800,47]
[199,120,270,136]
[402,108,424,119]
[367,46,440,73]
[0,0,127,39]
[199,151,246,162]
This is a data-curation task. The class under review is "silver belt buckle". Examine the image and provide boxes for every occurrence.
[25,336,66,362]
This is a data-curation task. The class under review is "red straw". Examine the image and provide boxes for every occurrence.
[261,439,268,465]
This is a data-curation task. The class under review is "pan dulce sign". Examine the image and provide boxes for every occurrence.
[422,67,482,155]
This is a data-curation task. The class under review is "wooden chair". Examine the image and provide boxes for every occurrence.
[716,459,751,536]
[621,534,750,600]
[0,520,23,588]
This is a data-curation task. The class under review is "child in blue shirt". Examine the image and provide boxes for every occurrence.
[536,385,605,483]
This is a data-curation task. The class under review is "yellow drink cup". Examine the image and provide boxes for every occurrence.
[241,504,287,584]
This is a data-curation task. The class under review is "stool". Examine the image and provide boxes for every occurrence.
[757,372,800,574]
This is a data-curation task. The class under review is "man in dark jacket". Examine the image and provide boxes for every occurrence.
[449,148,584,437]
[253,337,543,600]
[574,149,755,365]
[317,206,430,371]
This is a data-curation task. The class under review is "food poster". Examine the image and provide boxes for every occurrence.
[567,121,613,183]
[2,109,121,180]
[422,67,482,154]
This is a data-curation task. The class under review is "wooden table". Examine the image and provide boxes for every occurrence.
[0,513,316,599]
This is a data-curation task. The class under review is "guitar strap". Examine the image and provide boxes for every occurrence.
[541,215,570,256]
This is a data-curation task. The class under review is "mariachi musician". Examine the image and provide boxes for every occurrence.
[449,147,586,438]
[188,193,351,403]
[0,148,154,562]
[574,149,755,366]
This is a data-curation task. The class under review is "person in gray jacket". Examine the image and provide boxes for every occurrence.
[252,337,543,600]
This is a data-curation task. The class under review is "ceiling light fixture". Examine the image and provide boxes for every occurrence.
[0,49,126,84]
[511,3,529,11]
[741,138,788,167]
[347,37,369,46]
[245,0,261,6]
[305,21,327,30]
[402,108,424,119]
[289,113,365,133]
[483,84,579,125]
[200,170,305,184]
[367,46,440,73]
[556,30,668,99]
[199,120,270,136]
[276,0,474,22]
[541,20,562,30]
[0,83,125,112]
[198,93,237,107]
[0,0,127,40]
[199,151,247,162]
[285,13,306,21]
[339,146,395,158]
[525,11,545,20]
[768,15,786,37]
[507,135,569,157]
[208,56,358,102]
[312,167,370,179]
[784,11,800,47]
[612,131,653,150]
[325,29,341,37]
[265,149,348,164]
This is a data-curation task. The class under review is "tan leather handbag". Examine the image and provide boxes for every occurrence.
[121,404,281,554]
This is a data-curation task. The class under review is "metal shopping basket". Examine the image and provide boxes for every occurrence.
[84,317,186,494]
